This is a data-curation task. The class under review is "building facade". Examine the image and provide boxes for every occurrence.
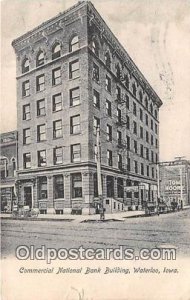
[0,131,17,212]
[12,1,162,214]
[159,160,190,207]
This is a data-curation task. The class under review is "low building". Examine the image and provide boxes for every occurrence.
[159,159,190,207]
[0,131,17,212]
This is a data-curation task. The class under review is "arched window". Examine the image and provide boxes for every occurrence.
[70,35,79,52]
[105,51,111,69]
[116,64,121,79]
[92,39,99,57]
[132,83,136,97]
[52,42,61,60]
[11,158,16,171]
[36,50,45,67]
[22,58,29,73]
[0,157,8,179]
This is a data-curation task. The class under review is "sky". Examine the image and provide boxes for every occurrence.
[1,0,190,161]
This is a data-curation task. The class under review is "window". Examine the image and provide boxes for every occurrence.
[116,64,121,79]
[118,154,122,170]
[133,121,137,134]
[36,51,44,67]
[151,151,154,163]
[37,99,45,116]
[106,75,111,93]
[139,91,143,103]
[145,114,149,126]
[106,124,112,141]
[38,150,46,167]
[151,134,154,145]
[152,167,155,178]
[117,131,122,146]
[140,108,143,121]
[37,124,46,142]
[12,158,16,171]
[146,131,149,143]
[52,43,61,60]
[38,176,47,199]
[107,150,113,166]
[93,90,100,109]
[145,97,148,109]
[70,35,79,52]
[22,58,29,73]
[124,75,129,89]
[140,126,143,139]
[23,153,31,169]
[133,102,137,115]
[141,163,144,175]
[52,67,61,85]
[147,165,150,177]
[155,138,158,148]
[155,123,158,134]
[116,86,121,101]
[23,104,30,120]
[107,176,114,197]
[127,157,131,171]
[70,115,80,134]
[155,153,158,163]
[134,160,138,173]
[36,74,45,92]
[22,80,30,97]
[126,115,130,130]
[69,60,80,79]
[70,87,80,106]
[54,175,64,198]
[134,140,138,154]
[92,62,99,82]
[146,148,149,160]
[151,119,154,130]
[52,93,62,112]
[72,173,82,198]
[117,178,124,198]
[132,83,136,97]
[106,100,112,116]
[71,144,81,162]
[53,147,63,165]
[117,108,122,124]
[23,128,31,145]
[126,95,129,109]
[105,51,111,69]
[93,117,100,135]
[53,120,63,139]
[126,135,130,150]
[91,39,99,57]
[150,103,153,114]
[155,109,158,119]
[140,144,144,157]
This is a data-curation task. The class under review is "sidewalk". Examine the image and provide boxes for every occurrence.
[0,210,145,223]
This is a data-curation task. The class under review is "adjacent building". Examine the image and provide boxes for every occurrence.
[0,131,17,212]
[12,1,162,214]
[159,159,190,207]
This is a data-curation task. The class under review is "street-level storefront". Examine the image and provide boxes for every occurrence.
[0,185,16,212]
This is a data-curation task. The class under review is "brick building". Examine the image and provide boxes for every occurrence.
[12,1,162,214]
[0,131,17,212]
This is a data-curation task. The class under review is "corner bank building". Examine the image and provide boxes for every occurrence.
[12,1,163,215]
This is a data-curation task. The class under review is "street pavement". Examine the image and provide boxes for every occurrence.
[1,209,190,259]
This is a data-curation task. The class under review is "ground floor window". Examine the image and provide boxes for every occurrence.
[71,173,82,198]
[38,176,47,199]
[107,176,114,198]
[54,175,64,199]
[117,178,124,198]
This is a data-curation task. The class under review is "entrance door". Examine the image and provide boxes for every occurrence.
[24,187,32,208]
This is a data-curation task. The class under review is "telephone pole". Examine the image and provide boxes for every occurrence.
[96,125,104,219]
[175,156,185,205]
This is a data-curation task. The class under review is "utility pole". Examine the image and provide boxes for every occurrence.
[175,156,185,207]
[96,125,104,219]
[157,163,160,199]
